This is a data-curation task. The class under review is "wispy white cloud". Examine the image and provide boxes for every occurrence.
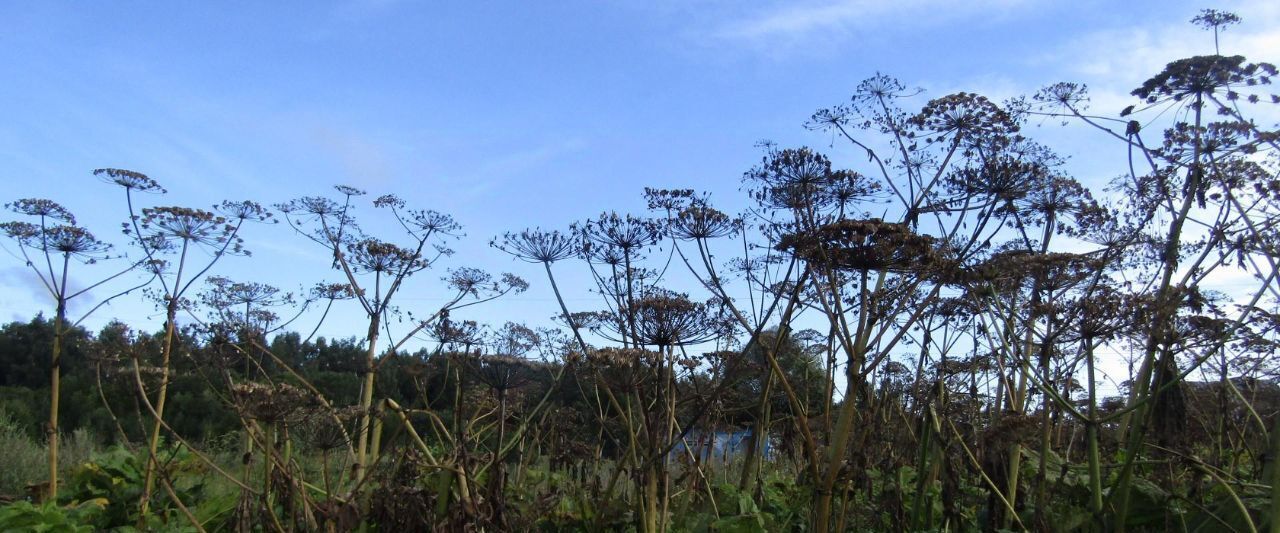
[1033,1,1280,117]
[452,137,590,201]
[478,138,588,177]
[707,0,1035,53]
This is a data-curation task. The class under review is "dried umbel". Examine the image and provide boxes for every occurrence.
[408,209,461,235]
[587,290,723,348]
[909,92,1018,140]
[626,292,721,347]
[334,185,366,197]
[581,239,625,266]
[0,221,38,241]
[431,318,484,348]
[743,147,877,212]
[856,73,912,102]
[958,250,1099,294]
[204,276,290,309]
[4,200,102,264]
[373,194,462,236]
[445,267,523,297]
[489,322,539,358]
[216,200,274,224]
[461,353,540,392]
[1192,9,1240,33]
[934,354,995,377]
[1132,55,1277,106]
[7,198,76,224]
[643,188,697,213]
[932,296,978,321]
[553,311,599,332]
[586,347,661,367]
[198,322,245,367]
[808,74,916,132]
[1025,175,1109,238]
[299,405,362,451]
[202,277,293,335]
[1033,82,1089,111]
[1072,287,1130,341]
[347,238,423,273]
[669,206,740,240]
[492,228,579,263]
[277,196,342,218]
[775,218,938,273]
[310,282,358,301]
[136,206,236,250]
[1176,314,1233,346]
[2,222,112,263]
[45,226,111,258]
[1233,307,1280,357]
[231,382,317,423]
[1155,122,1255,185]
[945,155,1046,206]
[577,212,663,255]
[94,168,166,193]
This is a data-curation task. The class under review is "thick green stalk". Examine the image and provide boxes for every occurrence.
[1113,96,1205,532]
[140,240,189,521]
[353,313,381,484]
[738,369,774,493]
[1084,338,1104,521]
[1034,327,1056,523]
[911,402,938,529]
[814,269,878,532]
[1265,414,1280,533]
[47,274,67,501]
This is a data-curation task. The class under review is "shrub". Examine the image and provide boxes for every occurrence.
[0,409,45,498]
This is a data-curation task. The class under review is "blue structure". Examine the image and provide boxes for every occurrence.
[670,429,773,462]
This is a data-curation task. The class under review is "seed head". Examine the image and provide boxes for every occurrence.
[6,198,75,224]
[670,206,740,240]
[776,219,938,273]
[311,282,358,300]
[334,185,366,197]
[348,238,423,273]
[909,92,1018,140]
[94,168,165,193]
[492,228,579,263]
[216,200,274,223]
[1132,55,1276,105]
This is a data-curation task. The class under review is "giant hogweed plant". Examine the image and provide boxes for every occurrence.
[104,170,275,524]
[276,187,528,515]
[1024,14,1280,530]
[1,177,159,501]
[1,9,1278,532]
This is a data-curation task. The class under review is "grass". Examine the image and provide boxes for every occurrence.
[0,410,101,499]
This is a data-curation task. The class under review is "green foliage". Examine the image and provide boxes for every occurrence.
[0,408,46,497]
[60,443,209,530]
[0,500,103,533]
[708,483,768,532]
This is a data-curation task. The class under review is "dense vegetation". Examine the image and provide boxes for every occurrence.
[1,10,1278,532]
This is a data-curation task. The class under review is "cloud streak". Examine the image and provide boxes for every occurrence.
[1033,1,1280,117]
[708,0,1034,53]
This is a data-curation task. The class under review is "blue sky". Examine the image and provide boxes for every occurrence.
[1,0,1277,378]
